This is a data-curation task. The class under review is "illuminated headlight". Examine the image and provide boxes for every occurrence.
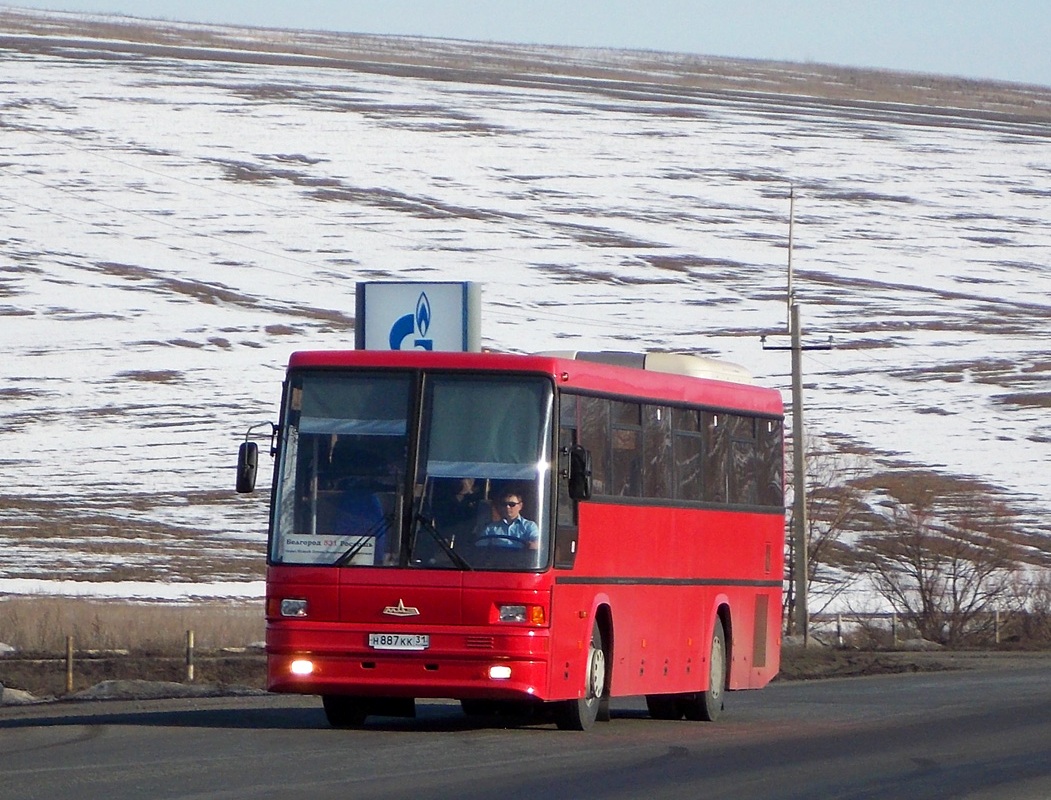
[497,604,546,625]
[489,665,512,680]
[290,659,314,676]
[280,598,308,618]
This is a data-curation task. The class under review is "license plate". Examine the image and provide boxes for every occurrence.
[368,633,430,651]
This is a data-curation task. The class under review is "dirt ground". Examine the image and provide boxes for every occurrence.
[5,646,1049,703]
[775,646,1051,681]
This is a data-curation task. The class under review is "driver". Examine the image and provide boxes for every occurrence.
[476,490,539,550]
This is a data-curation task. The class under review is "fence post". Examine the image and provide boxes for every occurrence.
[836,614,843,647]
[994,610,1001,645]
[186,630,195,682]
[891,613,898,647]
[65,636,74,694]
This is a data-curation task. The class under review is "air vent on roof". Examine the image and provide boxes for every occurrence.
[537,350,753,384]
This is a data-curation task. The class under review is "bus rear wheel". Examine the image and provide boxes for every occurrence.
[680,618,727,722]
[555,621,607,731]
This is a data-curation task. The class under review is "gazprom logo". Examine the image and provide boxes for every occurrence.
[415,292,431,340]
[388,291,434,350]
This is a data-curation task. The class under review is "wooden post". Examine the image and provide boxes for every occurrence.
[65,636,74,694]
[186,630,195,682]
[790,302,809,646]
[994,610,1001,645]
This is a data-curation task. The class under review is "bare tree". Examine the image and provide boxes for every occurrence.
[1003,572,1051,645]
[858,495,1019,646]
[783,440,870,624]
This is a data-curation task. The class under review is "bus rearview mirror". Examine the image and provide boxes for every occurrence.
[236,441,259,493]
[568,445,592,501]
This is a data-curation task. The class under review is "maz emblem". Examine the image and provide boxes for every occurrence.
[382,599,420,617]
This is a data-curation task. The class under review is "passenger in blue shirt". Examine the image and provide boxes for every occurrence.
[333,483,388,565]
[477,491,539,550]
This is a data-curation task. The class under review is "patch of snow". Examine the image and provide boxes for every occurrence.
[0,26,1049,597]
[0,579,264,600]
[0,683,46,705]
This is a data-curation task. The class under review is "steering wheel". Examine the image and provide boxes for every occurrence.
[474,534,526,549]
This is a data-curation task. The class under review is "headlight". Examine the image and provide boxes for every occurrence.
[280,598,308,618]
[497,604,546,625]
[489,665,512,680]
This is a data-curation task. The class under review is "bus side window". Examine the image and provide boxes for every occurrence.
[579,396,610,496]
[704,411,728,504]
[728,414,758,506]
[611,401,641,497]
[643,405,672,499]
[758,418,784,508]
[673,407,703,502]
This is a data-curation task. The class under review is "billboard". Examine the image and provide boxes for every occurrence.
[355,282,481,352]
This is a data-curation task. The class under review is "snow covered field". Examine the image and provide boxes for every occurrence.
[1,11,1050,598]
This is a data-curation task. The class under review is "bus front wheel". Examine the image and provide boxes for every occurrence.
[555,621,607,731]
[680,617,727,722]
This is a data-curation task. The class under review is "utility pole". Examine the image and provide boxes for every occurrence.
[762,187,831,646]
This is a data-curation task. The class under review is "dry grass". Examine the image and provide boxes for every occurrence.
[0,597,266,697]
[1,600,1046,699]
[116,369,183,384]
[0,596,263,654]
[994,392,1051,409]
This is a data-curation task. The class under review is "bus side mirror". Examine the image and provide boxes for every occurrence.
[236,441,259,493]
[568,445,592,501]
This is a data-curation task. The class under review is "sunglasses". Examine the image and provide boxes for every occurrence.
[502,501,521,507]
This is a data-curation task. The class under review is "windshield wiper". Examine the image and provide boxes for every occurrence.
[333,515,391,566]
[413,513,473,571]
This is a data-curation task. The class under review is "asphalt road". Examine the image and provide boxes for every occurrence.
[2,661,1050,800]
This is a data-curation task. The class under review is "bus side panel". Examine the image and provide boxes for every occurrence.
[549,581,717,699]
[747,587,783,688]
[611,584,708,698]
[546,581,604,702]
[564,502,782,697]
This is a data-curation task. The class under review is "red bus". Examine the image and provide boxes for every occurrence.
[237,349,784,730]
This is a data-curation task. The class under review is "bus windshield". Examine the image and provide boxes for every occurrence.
[270,370,553,571]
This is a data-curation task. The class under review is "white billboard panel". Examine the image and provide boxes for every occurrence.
[355,282,481,351]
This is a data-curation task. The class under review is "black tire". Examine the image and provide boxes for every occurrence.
[322,695,368,728]
[646,693,684,720]
[681,618,727,722]
[597,694,611,723]
[555,620,607,731]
